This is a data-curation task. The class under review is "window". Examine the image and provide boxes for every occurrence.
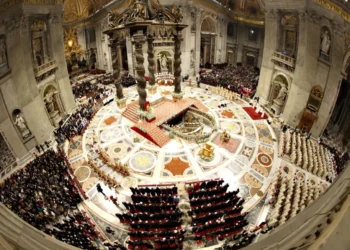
[248,28,258,42]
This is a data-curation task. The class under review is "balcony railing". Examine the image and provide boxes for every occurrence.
[271,51,296,73]
[34,60,58,82]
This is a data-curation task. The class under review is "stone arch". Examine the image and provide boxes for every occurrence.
[201,16,217,34]
[41,82,58,100]
[268,72,291,115]
[41,82,64,127]
[342,50,350,75]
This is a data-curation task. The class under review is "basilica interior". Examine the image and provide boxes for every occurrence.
[0,0,350,250]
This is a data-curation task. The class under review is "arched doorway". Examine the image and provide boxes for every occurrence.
[268,74,290,116]
[200,16,216,68]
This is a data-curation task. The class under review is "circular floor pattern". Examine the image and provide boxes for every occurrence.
[76,84,286,230]
[257,153,273,167]
[107,143,129,160]
[74,166,91,182]
[221,121,241,134]
[100,127,121,142]
[129,151,157,173]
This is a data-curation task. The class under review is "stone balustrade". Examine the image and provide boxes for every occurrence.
[33,60,58,82]
[271,51,296,73]
[0,204,80,250]
[0,161,349,249]
[242,162,350,250]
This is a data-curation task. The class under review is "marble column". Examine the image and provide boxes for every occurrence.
[49,13,76,112]
[132,31,147,110]
[256,10,279,103]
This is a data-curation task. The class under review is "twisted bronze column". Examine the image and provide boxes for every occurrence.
[173,34,182,94]
[147,35,156,86]
[133,32,147,110]
[111,40,124,100]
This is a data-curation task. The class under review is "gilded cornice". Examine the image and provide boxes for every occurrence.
[314,0,350,22]
[0,0,62,12]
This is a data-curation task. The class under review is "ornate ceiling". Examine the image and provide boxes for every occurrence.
[63,0,113,24]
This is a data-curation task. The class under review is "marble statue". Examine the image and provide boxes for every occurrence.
[131,0,147,20]
[107,11,116,28]
[276,86,288,101]
[160,54,168,72]
[190,49,195,68]
[321,29,331,55]
[45,96,55,114]
[14,114,31,139]
[172,4,183,23]
[0,37,7,65]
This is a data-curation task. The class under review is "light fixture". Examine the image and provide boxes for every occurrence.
[68,39,73,47]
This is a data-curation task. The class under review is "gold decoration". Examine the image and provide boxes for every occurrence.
[30,20,47,32]
[314,0,350,22]
[63,28,85,65]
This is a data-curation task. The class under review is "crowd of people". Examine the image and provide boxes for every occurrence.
[117,185,185,250]
[72,81,102,99]
[266,169,324,228]
[122,75,136,87]
[279,127,337,182]
[199,66,259,97]
[185,180,248,244]
[54,104,98,144]
[0,150,102,249]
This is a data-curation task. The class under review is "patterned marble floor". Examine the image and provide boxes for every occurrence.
[66,83,292,246]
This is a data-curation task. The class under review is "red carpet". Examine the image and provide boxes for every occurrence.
[243,107,268,120]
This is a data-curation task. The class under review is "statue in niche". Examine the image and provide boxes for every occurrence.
[160,54,169,72]
[45,95,55,114]
[190,49,195,68]
[276,86,288,102]
[321,29,331,55]
[0,37,7,66]
[14,114,31,139]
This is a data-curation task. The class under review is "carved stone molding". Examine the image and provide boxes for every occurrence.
[330,21,344,36]
[305,10,322,24]
[5,18,20,35]
[48,13,61,25]
[298,11,307,22]
[265,9,277,20]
